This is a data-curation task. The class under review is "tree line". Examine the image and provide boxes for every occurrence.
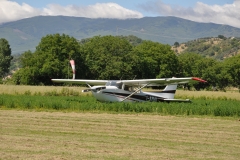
[1,34,240,91]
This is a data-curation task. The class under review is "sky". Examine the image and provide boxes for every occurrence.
[1,0,240,28]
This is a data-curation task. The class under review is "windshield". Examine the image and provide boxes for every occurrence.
[106,81,123,89]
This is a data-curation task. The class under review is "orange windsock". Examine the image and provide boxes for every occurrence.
[70,60,75,79]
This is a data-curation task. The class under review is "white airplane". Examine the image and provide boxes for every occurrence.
[51,77,206,102]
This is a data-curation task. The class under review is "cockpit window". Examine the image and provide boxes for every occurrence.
[116,82,123,89]
[105,81,112,86]
[106,81,123,89]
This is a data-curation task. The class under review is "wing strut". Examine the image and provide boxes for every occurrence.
[82,83,92,92]
[121,83,149,102]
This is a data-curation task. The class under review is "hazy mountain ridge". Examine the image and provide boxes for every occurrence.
[1,16,240,54]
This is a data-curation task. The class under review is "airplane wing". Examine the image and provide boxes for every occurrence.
[51,79,108,85]
[120,77,206,87]
[52,77,206,87]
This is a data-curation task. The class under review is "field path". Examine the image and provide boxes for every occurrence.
[0,110,240,159]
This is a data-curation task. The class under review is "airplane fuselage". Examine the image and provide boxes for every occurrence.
[91,86,157,102]
[89,85,176,102]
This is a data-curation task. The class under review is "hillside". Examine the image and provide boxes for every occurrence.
[172,36,240,60]
[1,16,240,54]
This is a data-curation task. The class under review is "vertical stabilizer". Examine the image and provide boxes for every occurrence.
[162,84,177,99]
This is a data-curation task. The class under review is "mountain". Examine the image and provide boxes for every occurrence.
[172,36,240,60]
[1,16,240,54]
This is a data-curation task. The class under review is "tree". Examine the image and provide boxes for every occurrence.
[12,34,83,85]
[130,41,179,79]
[118,35,143,46]
[178,53,216,90]
[218,35,226,40]
[223,54,240,91]
[174,42,180,47]
[0,38,13,78]
[81,35,133,80]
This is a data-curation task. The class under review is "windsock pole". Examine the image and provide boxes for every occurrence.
[69,60,75,79]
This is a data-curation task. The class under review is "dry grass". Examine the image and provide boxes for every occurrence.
[176,90,240,100]
[171,44,187,54]
[0,85,86,95]
[0,110,240,159]
[1,85,239,101]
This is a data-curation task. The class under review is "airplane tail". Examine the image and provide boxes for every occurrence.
[162,84,177,99]
[144,84,178,100]
[162,84,191,102]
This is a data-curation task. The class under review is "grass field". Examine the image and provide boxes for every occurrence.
[1,110,240,160]
[0,84,240,117]
[0,85,85,96]
[175,89,240,101]
[0,85,240,159]
[0,84,239,100]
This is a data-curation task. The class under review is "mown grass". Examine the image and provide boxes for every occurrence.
[1,110,240,160]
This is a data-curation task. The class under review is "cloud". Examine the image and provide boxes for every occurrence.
[140,0,240,28]
[0,0,41,23]
[42,3,143,19]
[0,1,143,24]
[1,0,239,29]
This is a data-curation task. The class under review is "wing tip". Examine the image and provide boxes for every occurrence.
[192,77,207,83]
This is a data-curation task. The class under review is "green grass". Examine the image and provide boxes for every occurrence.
[1,85,239,117]
[0,94,239,117]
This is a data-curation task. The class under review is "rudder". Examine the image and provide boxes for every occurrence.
[162,84,177,99]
